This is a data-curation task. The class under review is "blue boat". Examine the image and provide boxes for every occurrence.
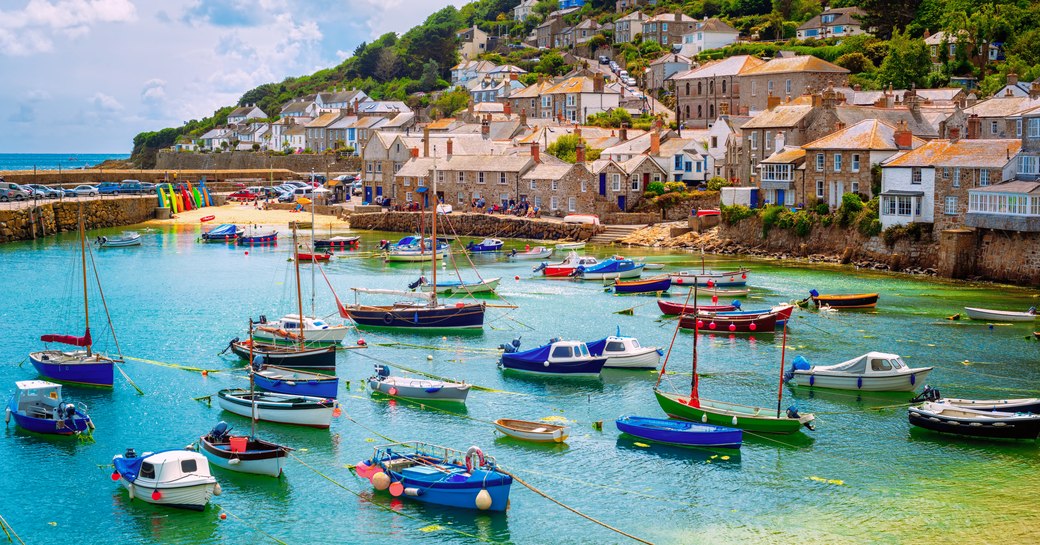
[237,227,277,245]
[613,276,671,294]
[616,415,742,448]
[6,380,93,436]
[359,442,512,511]
[251,358,338,398]
[499,338,606,376]
[573,258,644,280]
[201,223,242,242]
[466,238,504,252]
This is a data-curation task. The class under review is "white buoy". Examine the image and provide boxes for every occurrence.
[128,484,135,500]
[701,413,707,423]
[543,361,550,367]
[228,458,241,465]
[731,416,738,426]
[4,407,10,424]
[427,355,433,360]
[475,489,493,510]
[214,483,223,496]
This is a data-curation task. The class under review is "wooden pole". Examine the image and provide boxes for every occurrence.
[775,320,788,418]
[293,225,305,345]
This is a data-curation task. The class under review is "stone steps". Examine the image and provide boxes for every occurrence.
[589,224,646,244]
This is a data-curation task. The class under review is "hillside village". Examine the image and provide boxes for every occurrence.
[150,0,1040,248]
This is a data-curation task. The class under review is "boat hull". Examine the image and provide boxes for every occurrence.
[940,397,1040,413]
[7,399,91,435]
[614,277,671,294]
[216,389,334,428]
[199,438,289,477]
[419,278,501,294]
[909,404,1040,440]
[314,237,359,249]
[384,249,450,262]
[251,325,348,347]
[616,416,742,448]
[812,293,879,309]
[509,249,552,260]
[98,235,141,248]
[29,351,114,387]
[238,234,278,245]
[346,304,485,330]
[679,311,779,333]
[253,368,338,398]
[368,377,470,403]
[657,300,737,315]
[230,342,336,370]
[493,419,569,443]
[117,478,215,511]
[576,264,644,280]
[670,269,749,287]
[964,307,1037,322]
[654,389,812,434]
[555,242,586,250]
[789,368,931,392]
[500,355,606,376]
[602,348,661,369]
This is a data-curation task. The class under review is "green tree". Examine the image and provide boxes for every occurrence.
[546,134,600,163]
[535,52,567,76]
[431,89,471,118]
[835,52,875,74]
[878,29,930,89]
[858,0,922,39]
[419,60,441,91]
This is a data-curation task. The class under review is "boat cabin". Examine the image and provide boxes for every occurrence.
[821,352,912,375]
[134,451,213,483]
[276,314,331,330]
[12,380,66,419]
[548,341,593,362]
[602,336,641,355]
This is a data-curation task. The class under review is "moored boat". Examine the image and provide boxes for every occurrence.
[493,418,569,443]
[384,244,450,262]
[340,295,486,330]
[368,364,470,403]
[6,380,93,436]
[654,389,814,434]
[785,352,932,392]
[616,415,742,448]
[534,252,598,277]
[613,276,671,294]
[657,299,739,315]
[314,235,360,249]
[911,386,1040,414]
[95,231,141,248]
[198,421,290,477]
[112,449,220,510]
[465,238,504,252]
[228,339,336,369]
[251,314,348,347]
[238,227,278,245]
[809,289,879,309]
[216,389,337,428]
[414,276,501,295]
[555,241,586,250]
[963,306,1037,322]
[908,402,1040,440]
[201,223,242,242]
[670,268,750,287]
[499,338,606,376]
[585,333,662,369]
[573,257,644,280]
[679,310,779,333]
[714,304,795,326]
[296,251,332,262]
[252,362,338,398]
[508,246,553,260]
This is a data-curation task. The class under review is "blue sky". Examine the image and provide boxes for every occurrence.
[0,0,460,153]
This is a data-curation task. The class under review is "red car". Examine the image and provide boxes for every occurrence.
[228,190,257,202]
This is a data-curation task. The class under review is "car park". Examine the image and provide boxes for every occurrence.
[118,180,144,194]
[65,185,98,197]
[0,182,30,201]
[97,182,121,195]
[228,189,258,201]
[25,184,60,199]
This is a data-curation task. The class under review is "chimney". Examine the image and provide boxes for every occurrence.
[510,72,518,81]
[775,131,785,150]
[967,114,981,139]
[1031,81,1040,100]
[447,138,454,157]
[767,94,782,110]
[835,121,846,131]
[593,72,604,93]
[576,142,586,163]
[520,108,527,126]
[504,101,512,117]
[894,120,913,149]
[574,123,582,138]
[674,12,681,21]
[531,142,540,163]
[410,147,420,158]
[467,99,474,116]
[949,127,961,142]
[923,28,931,39]
[423,125,430,157]
[1008,73,1019,86]
[619,125,628,142]
[650,130,661,155]
[481,117,490,138]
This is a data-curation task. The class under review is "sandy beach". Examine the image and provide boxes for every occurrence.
[145,200,351,231]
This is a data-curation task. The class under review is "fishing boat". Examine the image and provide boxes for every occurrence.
[533,252,599,277]
[314,235,360,249]
[714,304,795,326]
[5,380,93,436]
[963,306,1037,322]
[508,246,553,260]
[911,386,1040,414]
[251,314,349,347]
[679,310,779,333]
[499,338,606,376]
[252,360,338,398]
[217,389,336,428]
[908,402,1040,440]
[358,442,511,511]
[555,241,586,250]
[657,300,739,315]
[111,449,221,510]
[573,257,644,280]
[615,415,742,448]
[30,210,119,387]
[384,244,450,262]
[808,289,879,309]
[367,364,470,403]
[228,338,336,369]
[493,418,569,443]
[201,223,242,242]
[296,251,331,262]
[95,231,141,248]
[585,332,662,369]
[785,352,932,391]
[238,226,278,245]
[413,276,501,295]
[613,276,671,294]
[669,268,750,287]
[198,421,291,477]
[465,238,503,252]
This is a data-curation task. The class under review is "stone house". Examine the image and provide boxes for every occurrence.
[396,152,534,210]
[613,11,645,44]
[678,18,739,57]
[673,55,764,128]
[796,7,866,40]
[541,74,620,123]
[647,53,691,91]
[963,111,1040,233]
[641,12,697,48]
[758,146,807,207]
[964,82,1040,139]
[326,115,360,155]
[521,156,597,214]
[738,55,849,113]
[591,142,669,212]
[573,19,601,45]
[535,11,572,49]
[513,0,536,20]
[924,30,1003,73]
[304,111,345,153]
[738,97,818,186]
[880,138,1020,231]
[458,25,490,61]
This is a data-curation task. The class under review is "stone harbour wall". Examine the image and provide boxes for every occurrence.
[156,150,362,173]
[0,197,157,243]
[974,229,1040,285]
[348,211,601,241]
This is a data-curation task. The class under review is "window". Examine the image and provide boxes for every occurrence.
[366,162,372,172]
[785,79,792,94]
[942,167,949,178]
[952,168,960,187]
[674,154,683,169]
[550,345,572,358]
[991,120,999,134]
[405,191,412,202]
[979,169,989,186]
[534,196,541,207]
[685,161,693,172]
[140,463,156,479]
[580,180,586,192]
[530,180,537,189]
[911,167,922,184]
[722,80,727,94]
[834,153,842,172]
[499,172,507,184]
[478,172,485,184]
[711,136,718,148]
[181,459,198,473]
[551,180,558,191]
[816,180,824,198]
[631,177,640,191]
[568,196,576,212]
[930,45,937,57]
[550,196,559,210]
[403,177,411,187]
[765,131,772,150]
[945,196,958,215]
[1020,155,1039,174]
[653,173,662,182]
[1017,119,1023,137]
[612,174,621,191]
[750,132,757,150]
[458,171,464,183]
[751,81,756,96]
[852,154,860,172]
[767,80,774,94]
[815,153,824,171]
[898,196,912,216]
[949,44,956,56]
[1029,118,1040,138]
[457,191,464,203]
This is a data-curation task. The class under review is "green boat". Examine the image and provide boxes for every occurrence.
[654,388,814,434]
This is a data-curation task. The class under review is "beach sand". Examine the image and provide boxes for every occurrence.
[146,201,351,230]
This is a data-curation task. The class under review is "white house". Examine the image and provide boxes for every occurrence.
[655,133,711,184]
[280,99,319,124]
[227,104,266,124]
[679,18,739,57]
[796,7,866,40]
[315,89,368,112]
[614,11,645,44]
[514,0,537,20]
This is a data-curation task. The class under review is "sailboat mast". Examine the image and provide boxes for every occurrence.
[293,225,305,345]
[691,283,698,396]
[80,209,92,357]
[249,319,257,438]
[430,166,438,308]
[775,321,788,418]
[310,200,316,317]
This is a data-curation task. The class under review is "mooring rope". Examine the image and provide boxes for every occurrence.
[0,512,25,545]
[216,505,290,545]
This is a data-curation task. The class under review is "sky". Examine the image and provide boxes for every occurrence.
[0,0,461,153]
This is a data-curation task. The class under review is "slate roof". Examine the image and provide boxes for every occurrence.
[882,139,1021,168]
[742,55,849,76]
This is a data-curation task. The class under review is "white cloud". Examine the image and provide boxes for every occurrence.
[0,0,137,55]
[90,92,123,111]
[141,78,166,102]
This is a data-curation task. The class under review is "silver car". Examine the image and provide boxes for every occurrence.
[0,182,30,201]
[65,185,99,197]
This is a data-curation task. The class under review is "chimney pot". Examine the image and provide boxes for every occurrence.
[650,130,661,155]
[619,125,628,142]
[894,121,913,149]
[447,138,454,156]
[410,147,419,158]
[531,142,540,163]
[576,142,586,163]
[1008,73,1019,86]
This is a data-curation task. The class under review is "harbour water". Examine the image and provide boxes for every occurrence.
[0,153,130,172]
[1,224,1038,544]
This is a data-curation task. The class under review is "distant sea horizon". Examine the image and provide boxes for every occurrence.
[0,153,131,172]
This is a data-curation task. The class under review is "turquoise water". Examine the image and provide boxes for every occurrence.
[2,225,1039,544]
[0,153,130,171]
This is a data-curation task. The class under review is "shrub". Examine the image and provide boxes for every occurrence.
[646,181,666,196]
[793,212,814,237]
[663,181,686,193]
[720,204,755,225]
[836,192,864,227]
[815,202,830,215]
[835,52,875,74]
[759,205,786,237]
[706,177,731,191]
[881,225,906,246]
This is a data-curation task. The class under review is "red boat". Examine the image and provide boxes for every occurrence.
[679,311,779,333]
[200,215,215,223]
[657,300,738,315]
[297,252,332,262]
[533,253,599,277]
[714,304,795,323]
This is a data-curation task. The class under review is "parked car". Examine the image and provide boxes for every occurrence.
[598,55,609,65]
[351,181,363,196]
[0,182,30,201]
[97,182,121,195]
[228,190,258,202]
[118,180,144,194]
[139,182,156,192]
[626,77,637,87]
[65,185,98,197]
[285,181,308,189]
[25,184,60,199]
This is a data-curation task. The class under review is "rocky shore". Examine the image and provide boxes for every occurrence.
[348,211,600,241]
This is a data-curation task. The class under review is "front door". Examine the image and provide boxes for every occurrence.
[364,186,372,203]
[423,192,429,208]
[776,189,785,207]
[376,186,383,197]
[599,173,606,196]
[617,195,626,211]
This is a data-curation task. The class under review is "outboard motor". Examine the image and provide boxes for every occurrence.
[784,355,811,382]
[124,448,137,459]
[731,300,741,309]
[787,406,813,430]
[258,315,268,324]
[910,385,941,403]
[532,262,547,273]
[220,337,240,355]
[63,403,76,419]
[809,289,819,298]
[251,354,266,370]
[209,421,232,441]
[374,364,391,378]
[499,337,522,353]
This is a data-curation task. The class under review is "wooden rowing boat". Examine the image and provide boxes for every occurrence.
[493,418,569,443]
[810,291,879,309]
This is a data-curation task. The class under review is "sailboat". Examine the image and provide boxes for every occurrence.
[227,226,336,369]
[652,285,815,434]
[30,208,119,387]
[336,164,486,330]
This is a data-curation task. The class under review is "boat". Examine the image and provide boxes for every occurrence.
[358,442,511,511]
[911,386,1040,414]
[714,304,795,326]
[198,421,291,477]
[669,268,750,287]
[199,215,215,222]
[808,289,879,309]
[679,310,779,333]
[963,306,1037,322]
[237,227,278,245]
[642,263,665,270]
[314,235,360,249]
[384,244,450,262]
[784,352,932,392]
[217,389,337,428]
[508,246,553,260]
[534,252,599,277]
[252,361,338,398]
[95,231,141,248]
[908,402,1040,440]
[465,238,503,252]
[555,241,586,250]
[585,331,662,369]
[413,276,501,295]
[657,300,739,315]
[30,210,118,387]
[111,449,220,511]
[251,313,349,347]
[367,364,470,403]
[499,338,606,376]
[573,257,644,280]
[562,214,600,225]
[201,223,242,242]
[5,380,93,436]
[493,418,569,443]
[615,415,742,448]
[228,338,336,369]
[613,276,671,294]
[296,251,331,262]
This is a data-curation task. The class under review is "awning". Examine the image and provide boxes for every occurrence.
[326,180,340,187]
[416,187,428,193]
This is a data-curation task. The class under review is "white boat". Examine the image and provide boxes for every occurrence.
[508,246,553,260]
[416,276,501,294]
[555,241,586,250]
[96,231,141,248]
[587,335,663,369]
[251,314,349,346]
[670,268,750,287]
[494,418,570,443]
[964,306,1036,322]
[198,422,290,477]
[112,449,220,511]
[785,352,932,392]
[367,365,470,403]
[385,245,450,262]
[562,214,600,225]
[217,389,336,428]
[633,257,665,270]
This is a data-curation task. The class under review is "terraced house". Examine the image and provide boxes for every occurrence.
[796,7,866,40]
[641,12,697,48]
[673,55,764,128]
[739,55,849,112]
